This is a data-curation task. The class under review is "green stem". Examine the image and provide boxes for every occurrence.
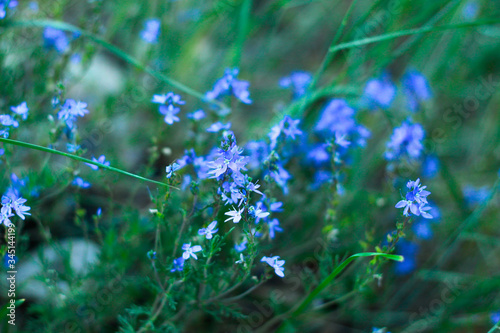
[0,138,177,189]
[270,252,403,332]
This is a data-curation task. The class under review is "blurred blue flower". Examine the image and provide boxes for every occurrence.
[269,115,302,149]
[86,155,110,171]
[187,109,206,121]
[206,68,252,104]
[279,71,312,98]
[463,185,490,207]
[422,155,440,178]
[491,311,500,324]
[72,177,91,189]
[206,121,231,133]
[170,257,185,272]
[0,115,19,128]
[0,0,17,19]
[261,255,285,277]
[267,218,283,239]
[198,221,218,239]
[395,240,419,275]
[363,73,396,109]
[43,27,70,53]
[152,92,185,106]
[462,1,479,20]
[10,102,29,120]
[166,162,181,178]
[58,99,89,128]
[402,70,432,112]
[412,220,433,240]
[140,18,161,44]
[159,104,180,125]
[385,121,424,161]
[235,238,248,252]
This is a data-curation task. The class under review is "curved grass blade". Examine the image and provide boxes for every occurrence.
[328,19,500,54]
[0,138,177,189]
[290,252,403,317]
[1,19,228,110]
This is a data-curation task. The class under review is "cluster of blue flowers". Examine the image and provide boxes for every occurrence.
[140,18,161,44]
[0,192,31,227]
[0,102,29,138]
[0,0,17,19]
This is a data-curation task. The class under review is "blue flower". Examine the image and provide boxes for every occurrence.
[1,194,30,221]
[279,71,312,98]
[72,177,91,188]
[491,311,500,324]
[166,162,181,178]
[463,185,490,207]
[235,238,248,252]
[402,70,432,112]
[395,240,419,275]
[224,207,244,223]
[198,221,218,239]
[170,257,185,272]
[462,1,479,20]
[140,18,161,44]
[159,104,180,125]
[0,0,17,19]
[43,27,70,53]
[261,256,285,277]
[206,68,252,104]
[152,92,185,105]
[269,115,302,149]
[66,143,81,153]
[395,178,433,219]
[315,99,370,147]
[58,99,89,128]
[372,327,391,333]
[412,220,433,239]
[86,155,110,171]
[267,219,283,239]
[207,140,248,179]
[147,250,157,260]
[385,121,425,161]
[206,122,231,133]
[422,155,440,178]
[363,74,397,109]
[187,109,206,121]
[10,102,29,120]
[182,243,202,260]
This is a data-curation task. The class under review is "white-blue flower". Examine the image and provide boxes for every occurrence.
[198,221,218,239]
[182,243,202,260]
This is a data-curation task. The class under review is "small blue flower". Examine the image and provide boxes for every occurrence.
[182,243,202,260]
[72,177,91,188]
[402,70,432,112]
[58,99,89,128]
[422,155,440,178]
[140,18,161,44]
[152,92,185,105]
[279,71,312,98]
[0,115,19,128]
[395,178,433,219]
[96,207,102,216]
[43,27,69,53]
[66,143,81,153]
[267,218,283,239]
[395,240,419,275]
[198,221,218,239]
[385,121,425,161]
[462,1,479,20]
[261,256,285,277]
[10,102,29,120]
[206,122,231,133]
[463,185,490,207]
[269,115,302,149]
[491,311,500,324]
[1,194,30,221]
[159,104,180,125]
[147,250,157,260]
[170,257,185,272]
[187,109,206,121]
[86,155,110,171]
[166,162,181,178]
[412,220,433,240]
[363,73,397,109]
[0,0,17,19]
[372,327,391,333]
[235,238,248,252]
[206,68,252,104]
